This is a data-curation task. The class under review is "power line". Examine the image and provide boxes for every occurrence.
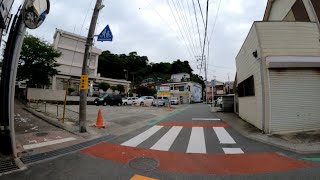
[177,0,199,55]
[209,64,235,69]
[186,0,201,53]
[166,0,196,59]
[209,0,222,42]
[171,0,197,57]
[145,0,195,61]
[197,0,206,28]
[200,0,210,80]
[192,0,203,56]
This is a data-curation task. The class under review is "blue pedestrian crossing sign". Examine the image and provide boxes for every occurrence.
[97,25,113,42]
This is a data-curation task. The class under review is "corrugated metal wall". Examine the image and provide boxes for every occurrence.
[269,69,320,133]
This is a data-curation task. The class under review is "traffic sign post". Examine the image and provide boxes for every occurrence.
[97,25,113,42]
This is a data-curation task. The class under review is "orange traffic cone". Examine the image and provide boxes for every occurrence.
[95,109,105,128]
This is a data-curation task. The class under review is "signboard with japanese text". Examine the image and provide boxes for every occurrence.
[80,75,88,90]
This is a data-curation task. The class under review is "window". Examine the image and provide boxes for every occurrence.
[238,75,255,97]
[179,86,184,91]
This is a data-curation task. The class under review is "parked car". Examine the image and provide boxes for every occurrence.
[152,97,169,106]
[134,96,154,106]
[94,94,123,106]
[122,97,138,105]
[215,97,222,106]
[170,97,179,105]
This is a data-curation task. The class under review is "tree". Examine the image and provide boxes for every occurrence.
[136,86,156,96]
[116,84,125,94]
[98,82,110,91]
[110,86,117,92]
[18,35,61,88]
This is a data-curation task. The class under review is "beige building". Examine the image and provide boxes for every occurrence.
[236,0,320,134]
[52,29,130,95]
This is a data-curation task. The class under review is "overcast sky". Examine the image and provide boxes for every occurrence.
[11,0,267,82]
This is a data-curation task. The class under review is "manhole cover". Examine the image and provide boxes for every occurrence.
[128,157,159,172]
[34,132,48,137]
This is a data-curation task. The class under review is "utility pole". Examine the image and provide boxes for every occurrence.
[228,72,230,94]
[79,0,103,133]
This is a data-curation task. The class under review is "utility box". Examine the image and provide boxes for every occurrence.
[220,95,234,112]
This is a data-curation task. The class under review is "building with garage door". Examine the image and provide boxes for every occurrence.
[235,0,320,134]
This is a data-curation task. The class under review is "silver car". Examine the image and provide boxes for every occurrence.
[152,97,169,106]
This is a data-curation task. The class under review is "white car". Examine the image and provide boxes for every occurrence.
[134,96,154,106]
[152,97,169,106]
[170,97,179,105]
[216,97,222,106]
[122,97,138,105]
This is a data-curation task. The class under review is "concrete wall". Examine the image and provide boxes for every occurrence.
[27,88,96,102]
[27,88,65,101]
[236,24,263,130]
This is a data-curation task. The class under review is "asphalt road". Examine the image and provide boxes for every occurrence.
[2,104,320,180]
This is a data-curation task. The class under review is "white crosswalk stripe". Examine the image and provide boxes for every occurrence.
[223,148,244,154]
[151,126,183,151]
[213,127,236,144]
[187,127,206,153]
[121,124,243,154]
[121,125,163,147]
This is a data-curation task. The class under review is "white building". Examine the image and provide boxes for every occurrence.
[236,0,320,134]
[170,73,190,82]
[52,29,130,95]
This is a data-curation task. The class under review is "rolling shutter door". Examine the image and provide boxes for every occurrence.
[269,70,320,133]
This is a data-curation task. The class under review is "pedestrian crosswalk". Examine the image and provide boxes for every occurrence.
[121,124,244,154]
[151,126,182,151]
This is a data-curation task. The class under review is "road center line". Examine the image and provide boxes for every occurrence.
[213,127,236,144]
[151,126,183,151]
[23,137,76,150]
[187,127,206,153]
[121,126,163,147]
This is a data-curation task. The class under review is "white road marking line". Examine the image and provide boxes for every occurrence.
[23,137,76,150]
[151,126,183,151]
[223,148,244,154]
[187,127,206,153]
[121,126,163,147]
[192,118,221,121]
[213,127,236,144]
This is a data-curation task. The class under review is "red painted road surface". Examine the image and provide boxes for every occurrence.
[81,142,315,175]
[157,122,230,128]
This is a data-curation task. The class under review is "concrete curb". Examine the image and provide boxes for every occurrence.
[214,111,320,154]
[23,107,85,137]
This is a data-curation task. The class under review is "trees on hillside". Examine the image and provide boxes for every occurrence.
[18,35,61,88]
[97,50,201,86]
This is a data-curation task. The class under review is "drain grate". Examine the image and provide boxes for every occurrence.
[34,132,48,137]
[128,157,159,172]
[0,159,19,174]
[20,134,115,164]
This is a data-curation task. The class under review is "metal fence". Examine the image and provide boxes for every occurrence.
[28,101,79,125]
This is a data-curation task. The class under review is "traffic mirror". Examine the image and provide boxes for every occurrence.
[22,0,50,29]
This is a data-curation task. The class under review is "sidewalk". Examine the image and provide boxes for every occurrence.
[212,107,320,154]
[14,101,86,157]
